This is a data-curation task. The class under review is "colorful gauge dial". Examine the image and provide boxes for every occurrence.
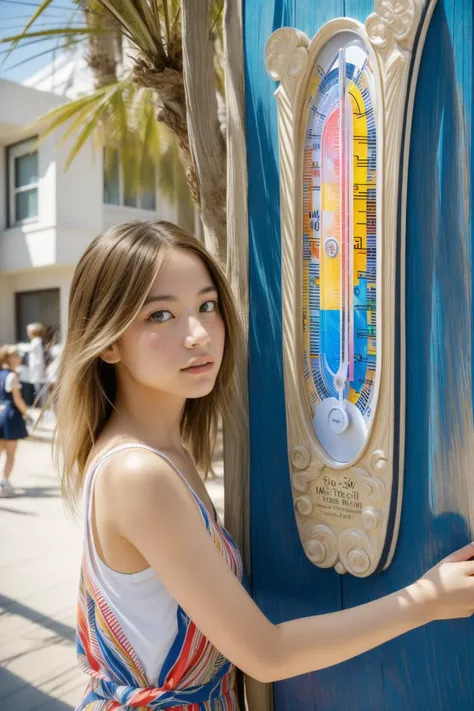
[302,34,377,463]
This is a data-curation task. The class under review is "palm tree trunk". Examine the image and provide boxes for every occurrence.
[78,1,119,87]
[181,0,227,265]
[132,56,208,245]
[132,60,195,184]
[223,2,273,708]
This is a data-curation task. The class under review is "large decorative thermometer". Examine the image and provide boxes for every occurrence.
[309,42,376,464]
[266,0,437,577]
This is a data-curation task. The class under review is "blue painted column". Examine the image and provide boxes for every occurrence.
[245,1,473,709]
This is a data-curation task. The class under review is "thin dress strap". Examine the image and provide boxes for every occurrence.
[83,443,214,554]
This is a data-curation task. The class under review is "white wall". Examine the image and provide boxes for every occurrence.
[0,225,56,273]
[53,129,103,267]
[0,146,5,233]
[39,134,58,227]
[0,79,65,139]
[0,275,15,345]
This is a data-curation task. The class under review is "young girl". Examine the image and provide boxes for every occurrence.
[0,346,29,497]
[52,221,474,711]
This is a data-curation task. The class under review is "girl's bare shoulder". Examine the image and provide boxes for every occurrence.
[85,433,150,476]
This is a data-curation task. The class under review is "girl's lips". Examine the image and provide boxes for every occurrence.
[181,362,214,374]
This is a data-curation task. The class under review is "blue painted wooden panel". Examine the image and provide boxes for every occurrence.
[339,2,474,710]
[244,0,342,647]
[245,0,473,709]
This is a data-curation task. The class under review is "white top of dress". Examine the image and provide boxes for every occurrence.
[82,443,206,683]
[28,337,46,383]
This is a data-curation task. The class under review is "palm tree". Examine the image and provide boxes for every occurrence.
[4,5,259,707]
[3,0,227,263]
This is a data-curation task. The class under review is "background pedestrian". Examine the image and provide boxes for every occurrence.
[0,345,29,497]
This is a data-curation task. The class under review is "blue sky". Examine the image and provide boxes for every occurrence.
[0,0,80,83]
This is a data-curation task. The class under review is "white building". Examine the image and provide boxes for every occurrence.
[0,50,193,346]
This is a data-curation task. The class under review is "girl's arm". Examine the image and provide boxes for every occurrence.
[102,449,474,684]
[10,376,28,417]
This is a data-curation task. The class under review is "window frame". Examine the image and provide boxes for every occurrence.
[15,287,60,343]
[7,137,39,227]
[103,148,157,211]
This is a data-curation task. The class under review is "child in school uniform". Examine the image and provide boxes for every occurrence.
[0,345,28,496]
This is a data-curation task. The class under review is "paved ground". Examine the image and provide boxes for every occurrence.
[0,415,225,711]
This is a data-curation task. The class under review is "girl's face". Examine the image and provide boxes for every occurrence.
[108,248,226,401]
[8,353,21,370]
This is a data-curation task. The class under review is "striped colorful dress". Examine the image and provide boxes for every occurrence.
[75,444,244,710]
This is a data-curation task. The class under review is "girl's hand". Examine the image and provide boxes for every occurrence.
[409,542,474,621]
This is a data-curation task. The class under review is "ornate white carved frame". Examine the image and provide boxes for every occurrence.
[265,0,437,577]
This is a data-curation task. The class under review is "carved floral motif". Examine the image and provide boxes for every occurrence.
[339,529,374,576]
[265,28,309,84]
[291,448,322,492]
[290,444,311,470]
[371,449,388,473]
[303,523,338,568]
[362,506,381,530]
[295,495,314,516]
[366,0,419,49]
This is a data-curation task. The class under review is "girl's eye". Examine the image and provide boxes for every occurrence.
[148,310,173,323]
[200,300,218,313]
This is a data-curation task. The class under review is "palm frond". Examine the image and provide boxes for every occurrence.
[135,88,167,188]
[1,37,87,71]
[161,0,171,44]
[37,89,111,139]
[171,4,181,37]
[0,35,62,56]
[30,74,181,205]
[0,27,96,44]
[129,0,159,42]
[0,0,201,214]
[98,0,161,59]
[63,84,130,168]
[209,2,225,105]
[30,77,131,163]
[168,0,182,16]
[209,1,224,38]
[108,86,135,195]
[2,0,55,63]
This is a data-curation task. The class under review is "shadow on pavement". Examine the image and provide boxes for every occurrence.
[0,504,39,516]
[0,666,76,711]
[0,594,76,644]
[7,486,60,499]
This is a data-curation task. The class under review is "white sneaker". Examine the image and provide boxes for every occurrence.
[0,479,14,497]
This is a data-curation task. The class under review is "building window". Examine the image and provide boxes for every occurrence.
[103,148,156,211]
[103,149,120,206]
[15,288,60,343]
[8,138,39,226]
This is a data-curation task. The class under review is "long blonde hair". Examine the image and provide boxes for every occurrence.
[53,220,243,511]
